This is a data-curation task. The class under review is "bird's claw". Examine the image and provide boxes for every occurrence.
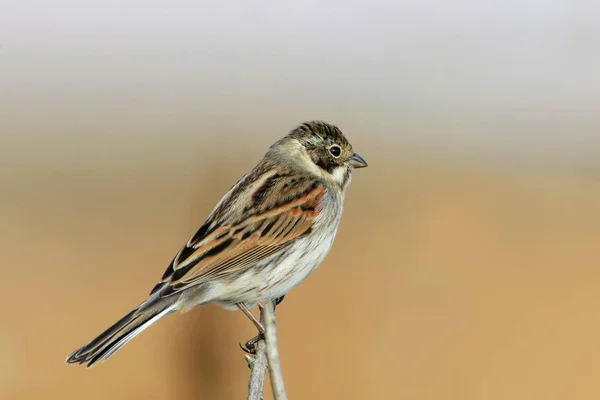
[239,333,264,355]
[239,341,256,355]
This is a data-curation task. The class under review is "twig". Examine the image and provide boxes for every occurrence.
[246,339,267,400]
[247,310,267,400]
[264,301,288,400]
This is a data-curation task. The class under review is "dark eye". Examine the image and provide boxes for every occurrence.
[329,145,342,158]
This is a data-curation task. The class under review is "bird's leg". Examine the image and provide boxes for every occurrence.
[242,296,286,354]
[237,303,265,333]
[238,303,266,354]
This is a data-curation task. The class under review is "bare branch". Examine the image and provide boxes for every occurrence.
[247,308,267,400]
[264,301,288,400]
[246,338,267,400]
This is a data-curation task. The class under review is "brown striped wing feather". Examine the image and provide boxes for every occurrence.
[151,178,326,297]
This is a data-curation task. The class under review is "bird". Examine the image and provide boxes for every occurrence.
[66,121,368,367]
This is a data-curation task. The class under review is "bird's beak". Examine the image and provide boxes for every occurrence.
[349,152,368,169]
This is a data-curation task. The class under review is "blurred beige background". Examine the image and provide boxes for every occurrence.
[1,1,600,399]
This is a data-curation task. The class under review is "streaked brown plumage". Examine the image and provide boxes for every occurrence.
[66,121,367,367]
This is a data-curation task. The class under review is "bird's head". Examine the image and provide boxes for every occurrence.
[270,121,367,189]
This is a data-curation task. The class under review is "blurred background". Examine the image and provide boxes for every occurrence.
[1,1,599,399]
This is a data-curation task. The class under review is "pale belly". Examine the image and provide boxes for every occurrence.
[211,227,337,309]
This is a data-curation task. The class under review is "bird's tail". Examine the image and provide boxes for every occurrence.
[66,297,177,367]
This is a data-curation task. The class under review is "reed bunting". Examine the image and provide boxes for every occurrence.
[66,121,367,367]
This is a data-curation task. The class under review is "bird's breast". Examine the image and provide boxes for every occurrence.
[210,190,344,307]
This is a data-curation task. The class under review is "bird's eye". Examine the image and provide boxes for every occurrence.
[329,145,342,158]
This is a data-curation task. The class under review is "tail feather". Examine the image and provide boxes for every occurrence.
[66,299,176,367]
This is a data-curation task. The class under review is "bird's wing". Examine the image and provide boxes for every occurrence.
[151,175,326,297]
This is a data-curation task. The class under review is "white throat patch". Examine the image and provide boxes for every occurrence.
[331,165,351,189]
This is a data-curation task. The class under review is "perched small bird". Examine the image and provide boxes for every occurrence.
[66,121,367,367]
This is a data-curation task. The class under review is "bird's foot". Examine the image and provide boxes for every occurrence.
[238,296,284,355]
[239,332,264,355]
